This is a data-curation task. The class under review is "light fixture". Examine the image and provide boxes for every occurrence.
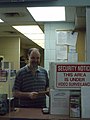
[27,6,65,21]
[0,19,4,22]
[13,25,44,48]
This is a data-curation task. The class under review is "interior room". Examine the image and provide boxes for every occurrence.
[0,0,90,120]
[0,2,86,71]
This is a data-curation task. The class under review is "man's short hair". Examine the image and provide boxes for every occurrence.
[28,48,39,55]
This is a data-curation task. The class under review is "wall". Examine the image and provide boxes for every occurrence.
[86,7,90,62]
[44,22,86,71]
[80,7,90,118]
[76,31,86,62]
[0,37,20,70]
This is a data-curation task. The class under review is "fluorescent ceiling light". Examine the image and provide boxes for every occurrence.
[0,19,4,22]
[26,33,44,40]
[13,25,43,33]
[13,25,44,48]
[33,40,44,48]
[27,7,65,21]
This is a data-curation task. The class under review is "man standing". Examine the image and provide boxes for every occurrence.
[13,48,49,108]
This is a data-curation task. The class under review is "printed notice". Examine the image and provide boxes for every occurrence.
[55,64,90,88]
[0,70,7,82]
[67,32,78,46]
[50,89,70,115]
[57,31,67,45]
[56,31,78,46]
[68,52,78,62]
[56,45,67,60]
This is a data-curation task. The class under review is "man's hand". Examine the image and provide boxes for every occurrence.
[38,88,49,96]
[28,92,39,99]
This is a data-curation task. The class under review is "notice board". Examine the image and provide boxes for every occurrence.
[49,62,90,89]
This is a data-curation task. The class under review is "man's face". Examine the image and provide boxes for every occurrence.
[29,50,40,69]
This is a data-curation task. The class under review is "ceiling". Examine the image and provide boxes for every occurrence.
[0,6,86,50]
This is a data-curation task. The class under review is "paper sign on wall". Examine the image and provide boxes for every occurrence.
[50,89,70,115]
[55,63,90,88]
[56,31,78,46]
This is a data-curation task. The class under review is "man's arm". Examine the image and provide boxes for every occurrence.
[13,91,39,99]
[38,87,49,96]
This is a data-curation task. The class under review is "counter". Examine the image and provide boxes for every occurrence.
[0,108,89,120]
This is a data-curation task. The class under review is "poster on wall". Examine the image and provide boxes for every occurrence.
[56,31,78,46]
[50,89,70,115]
[0,70,7,82]
[56,45,67,60]
[68,52,78,62]
[54,63,90,89]
[56,31,67,45]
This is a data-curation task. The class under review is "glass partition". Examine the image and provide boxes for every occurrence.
[0,62,16,114]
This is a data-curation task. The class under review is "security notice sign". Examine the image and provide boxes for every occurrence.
[56,63,90,88]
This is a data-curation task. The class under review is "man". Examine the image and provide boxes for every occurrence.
[20,56,26,68]
[13,48,49,108]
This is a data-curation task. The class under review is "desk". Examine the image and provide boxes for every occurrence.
[0,108,89,120]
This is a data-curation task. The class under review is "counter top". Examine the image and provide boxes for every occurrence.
[0,108,89,120]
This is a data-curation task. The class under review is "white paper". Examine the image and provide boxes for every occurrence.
[56,45,67,59]
[50,89,70,115]
[69,46,76,53]
[56,31,78,46]
[67,32,78,46]
[57,31,67,45]
[68,52,78,62]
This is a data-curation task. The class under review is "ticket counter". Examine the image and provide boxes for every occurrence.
[0,108,88,120]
